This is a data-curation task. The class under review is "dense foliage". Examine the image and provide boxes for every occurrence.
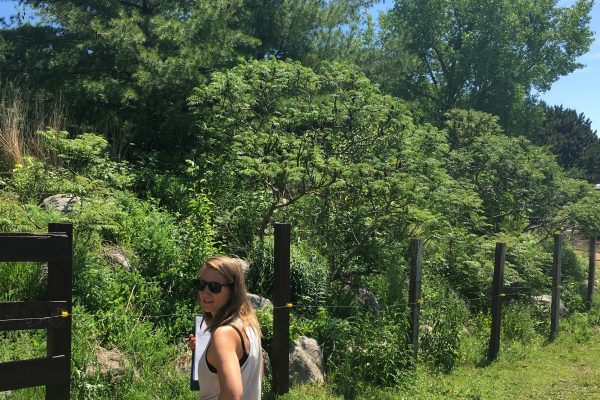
[1,1,599,399]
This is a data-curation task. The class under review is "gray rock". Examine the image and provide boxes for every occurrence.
[289,336,325,385]
[262,348,271,379]
[342,284,380,315]
[41,194,80,213]
[86,348,131,378]
[247,293,272,309]
[532,294,569,316]
[102,246,131,269]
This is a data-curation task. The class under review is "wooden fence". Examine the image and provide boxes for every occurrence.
[0,223,596,398]
[0,224,73,399]
[270,225,597,395]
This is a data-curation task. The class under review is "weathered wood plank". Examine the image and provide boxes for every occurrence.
[0,301,68,331]
[0,233,69,262]
[0,356,68,391]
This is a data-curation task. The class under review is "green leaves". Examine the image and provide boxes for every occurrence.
[382,0,594,128]
[190,59,489,281]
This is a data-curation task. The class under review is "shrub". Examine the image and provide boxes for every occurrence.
[504,233,552,294]
[419,278,468,372]
[247,237,328,312]
[560,245,586,282]
[501,301,538,343]
[312,309,413,399]
[459,311,491,365]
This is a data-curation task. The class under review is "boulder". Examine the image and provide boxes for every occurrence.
[102,246,131,269]
[41,194,80,213]
[342,284,380,315]
[262,348,271,380]
[86,348,131,378]
[289,336,325,385]
[532,295,569,316]
[247,293,272,310]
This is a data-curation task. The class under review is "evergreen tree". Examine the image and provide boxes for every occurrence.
[533,104,600,182]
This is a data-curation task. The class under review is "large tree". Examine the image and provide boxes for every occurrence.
[1,0,260,160]
[242,0,376,63]
[188,59,484,280]
[380,0,594,130]
[444,108,600,235]
[531,104,600,182]
[0,0,376,163]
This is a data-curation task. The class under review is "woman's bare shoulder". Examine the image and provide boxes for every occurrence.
[211,325,239,345]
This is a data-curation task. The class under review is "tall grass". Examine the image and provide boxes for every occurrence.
[0,81,66,169]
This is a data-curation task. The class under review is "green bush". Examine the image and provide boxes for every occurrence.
[429,232,493,307]
[247,237,328,313]
[419,279,468,372]
[311,309,413,399]
[0,262,47,302]
[561,245,586,283]
[501,301,538,343]
[504,233,552,293]
[458,311,491,365]
[562,312,593,343]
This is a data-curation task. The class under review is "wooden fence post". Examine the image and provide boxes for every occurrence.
[408,238,423,364]
[272,223,291,395]
[587,236,596,310]
[488,242,506,361]
[46,223,73,400]
[550,233,563,341]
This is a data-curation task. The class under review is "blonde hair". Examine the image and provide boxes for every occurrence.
[200,255,261,335]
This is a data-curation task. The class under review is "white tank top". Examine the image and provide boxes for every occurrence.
[197,322,262,400]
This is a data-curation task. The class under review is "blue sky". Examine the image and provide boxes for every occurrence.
[1,0,598,133]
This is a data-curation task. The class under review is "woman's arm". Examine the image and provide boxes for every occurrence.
[211,326,243,400]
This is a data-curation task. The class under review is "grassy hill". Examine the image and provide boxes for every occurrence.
[280,322,600,400]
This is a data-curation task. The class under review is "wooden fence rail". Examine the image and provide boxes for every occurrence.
[0,223,73,399]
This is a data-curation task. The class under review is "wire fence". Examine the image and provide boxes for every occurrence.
[1,224,598,398]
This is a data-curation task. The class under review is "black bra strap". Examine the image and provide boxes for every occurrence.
[229,324,248,359]
[205,324,248,374]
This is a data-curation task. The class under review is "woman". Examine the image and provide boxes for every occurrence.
[191,256,262,400]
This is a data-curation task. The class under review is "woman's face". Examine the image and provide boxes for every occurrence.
[198,267,233,315]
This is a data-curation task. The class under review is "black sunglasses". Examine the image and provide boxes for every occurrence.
[193,278,233,294]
